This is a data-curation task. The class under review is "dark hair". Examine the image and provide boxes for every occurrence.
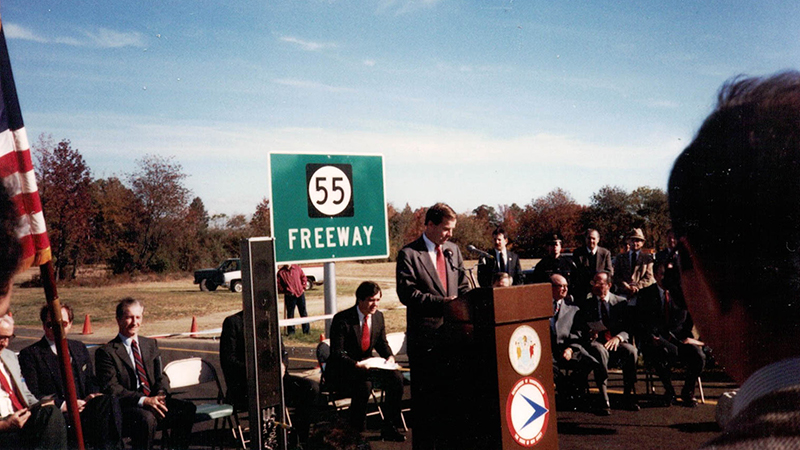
[586,228,600,238]
[492,227,506,238]
[40,303,74,324]
[116,297,143,319]
[424,202,456,226]
[669,70,800,323]
[355,281,381,303]
[0,185,21,297]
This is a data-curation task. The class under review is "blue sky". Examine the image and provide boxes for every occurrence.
[4,1,800,217]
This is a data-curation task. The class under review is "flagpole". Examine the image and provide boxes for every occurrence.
[40,260,85,450]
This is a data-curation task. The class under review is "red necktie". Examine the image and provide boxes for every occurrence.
[131,340,151,396]
[664,290,671,322]
[0,368,24,411]
[436,245,447,295]
[361,314,370,352]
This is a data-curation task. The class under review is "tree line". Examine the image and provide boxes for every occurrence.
[33,136,670,281]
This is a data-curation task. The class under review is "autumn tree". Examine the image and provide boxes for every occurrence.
[128,154,191,272]
[34,136,94,280]
[515,188,584,257]
[90,177,144,273]
[250,198,271,236]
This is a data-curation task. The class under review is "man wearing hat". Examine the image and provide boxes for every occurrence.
[613,228,654,297]
[530,233,577,284]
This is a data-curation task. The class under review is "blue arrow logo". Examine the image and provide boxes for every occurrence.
[520,394,548,430]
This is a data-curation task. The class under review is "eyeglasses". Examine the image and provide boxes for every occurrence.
[553,284,568,289]
[0,334,15,342]
[46,321,70,329]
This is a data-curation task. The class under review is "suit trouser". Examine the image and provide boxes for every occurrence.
[553,345,599,397]
[79,394,124,450]
[337,367,404,431]
[642,339,706,398]
[121,397,196,450]
[3,404,68,450]
[589,340,638,401]
[408,349,440,450]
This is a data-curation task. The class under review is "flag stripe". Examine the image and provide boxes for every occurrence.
[0,26,50,269]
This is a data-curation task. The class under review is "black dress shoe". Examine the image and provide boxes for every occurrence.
[381,427,407,442]
[595,400,612,416]
[681,397,698,408]
[623,397,641,412]
[662,394,676,407]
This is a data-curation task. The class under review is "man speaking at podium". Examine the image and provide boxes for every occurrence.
[396,202,470,450]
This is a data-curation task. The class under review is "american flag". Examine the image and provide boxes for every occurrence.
[0,23,51,269]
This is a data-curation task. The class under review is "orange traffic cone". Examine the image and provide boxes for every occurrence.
[319,333,326,342]
[6,311,11,317]
[190,316,198,338]
[82,314,93,335]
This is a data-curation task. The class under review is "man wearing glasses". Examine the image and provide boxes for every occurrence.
[20,304,123,449]
[0,314,68,449]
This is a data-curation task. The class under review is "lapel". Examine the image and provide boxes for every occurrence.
[112,338,135,374]
[38,338,65,393]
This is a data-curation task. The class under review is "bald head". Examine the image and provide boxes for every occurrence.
[550,274,568,300]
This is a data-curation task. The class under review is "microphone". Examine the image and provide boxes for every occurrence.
[466,245,495,260]
[443,249,466,273]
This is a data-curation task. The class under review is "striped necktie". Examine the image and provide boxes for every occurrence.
[131,340,151,396]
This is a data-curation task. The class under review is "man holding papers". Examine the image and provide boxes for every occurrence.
[327,281,406,442]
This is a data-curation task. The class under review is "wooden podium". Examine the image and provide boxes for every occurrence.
[438,284,558,449]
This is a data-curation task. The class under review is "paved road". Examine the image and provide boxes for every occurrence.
[9,326,735,449]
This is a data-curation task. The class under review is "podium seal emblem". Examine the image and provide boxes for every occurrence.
[506,377,550,447]
[508,325,541,376]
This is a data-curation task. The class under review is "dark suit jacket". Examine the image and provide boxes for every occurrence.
[613,250,654,293]
[583,293,633,343]
[220,311,246,408]
[326,306,393,387]
[396,236,470,355]
[95,335,169,408]
[530,255,577,285]
[635,283,694,345]
[572,246,613,277]
[19,337,98,404]
[477,248,523,286]
[702,385,800,448]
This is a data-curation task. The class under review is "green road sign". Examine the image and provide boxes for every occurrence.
[269,153,389,264]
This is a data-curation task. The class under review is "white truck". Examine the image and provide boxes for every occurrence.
[193,258,324,293]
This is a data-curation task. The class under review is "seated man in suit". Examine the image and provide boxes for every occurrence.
[582,271,640,414]
[636,261,705,407]
[95,298,195,450]
[668,71,800,448]
[327,281,405,442]
[0,314,68,449]
[19,304,123,449]
[220,310,320,446]
[549,274,599,411]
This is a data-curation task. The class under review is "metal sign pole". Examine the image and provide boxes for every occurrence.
[323,261,336,336]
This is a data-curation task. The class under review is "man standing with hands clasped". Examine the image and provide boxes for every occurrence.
[95,298,196,450]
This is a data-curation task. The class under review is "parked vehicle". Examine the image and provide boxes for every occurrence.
[194,259,324,293]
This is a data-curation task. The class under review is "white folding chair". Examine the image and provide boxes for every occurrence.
[163,357,239,449]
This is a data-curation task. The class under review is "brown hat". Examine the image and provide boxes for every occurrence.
[628,228,645,241]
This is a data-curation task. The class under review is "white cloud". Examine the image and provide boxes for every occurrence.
[4,23,144,48]
[363,59,376,67]
[279,36,336,51]
[272,78,355,93]
[83,28,145,48]
[4,23,48,43]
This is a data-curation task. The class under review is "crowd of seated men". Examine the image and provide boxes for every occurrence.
[3,297,195,450]
[485,226,707,415]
